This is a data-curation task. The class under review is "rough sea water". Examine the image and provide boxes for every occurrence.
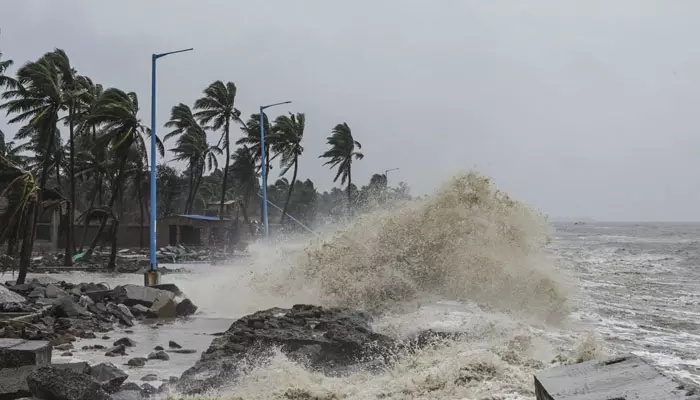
[30,173,700,399]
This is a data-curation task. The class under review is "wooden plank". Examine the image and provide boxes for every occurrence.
[535,354,700,400]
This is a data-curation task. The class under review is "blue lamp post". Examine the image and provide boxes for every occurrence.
[146,47,193,287]
[259,101,291,238]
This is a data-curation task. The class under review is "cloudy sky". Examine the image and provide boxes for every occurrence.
[1,1,700,221]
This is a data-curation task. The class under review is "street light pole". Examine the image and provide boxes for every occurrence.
[259,100,291,238]
[147,47,193,287]
[385,168,399,185]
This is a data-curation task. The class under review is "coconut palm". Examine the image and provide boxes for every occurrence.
[0,132,26,166]
[319,122,364,208]
[194,81,239,219]
[0,44,17,91]
[165,103,221,213]
[272,113,305,224]
[83,88,163,258]
[236,112,277,178]
[230,146,259,235]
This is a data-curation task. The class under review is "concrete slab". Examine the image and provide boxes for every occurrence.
[0,339,51,369]
[0,285,26,305]
[113,285,172,307]
[0,362,90,400]
[534,354,700,400]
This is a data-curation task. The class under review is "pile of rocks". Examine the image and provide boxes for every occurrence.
[0,278,197,344]
[0,337,162,399]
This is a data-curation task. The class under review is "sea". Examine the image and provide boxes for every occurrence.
[20,174,700,399]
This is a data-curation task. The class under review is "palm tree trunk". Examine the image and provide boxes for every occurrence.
[219,121,230,220]
[107,219,119,271]
[66,101,75,266]
[6,236,16,258]
[347,167,352,214]
[85,155,126,258]
[191,165,205,214]
[80,175,102,252]
[280,159,298,225]
[17,197,37,285]
[185,164,195,214]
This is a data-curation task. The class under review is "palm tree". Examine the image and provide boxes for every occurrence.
[0,44,17,91]
[319,122,364,209]
[272,113,305,224]
[83,88,162,258]
[230,146,258,236]
[194,81,239,220]
[236,112,277,178]
[165,103,220,213]
[0,132,26,166]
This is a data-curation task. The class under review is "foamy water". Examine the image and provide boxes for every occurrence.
[19,174,700,399]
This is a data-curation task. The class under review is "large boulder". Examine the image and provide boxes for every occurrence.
[0,362,89,399]
[177,304,396,394]
[26,366,110,400]
[51,296,88,318]
[89,362,129,393]
[175,298,198,317]
[113,285,171,307]
[0,339,51,368]
[146,293,177,319]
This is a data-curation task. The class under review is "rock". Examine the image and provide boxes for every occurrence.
[54,343,73,351]
[81,331,97,339]
[54,361,91,374]
[120,382,142,391]
[154,345,164,351]
[114,337,136,347]
[61,351,73,356]
[113,285,171,307]
[140,383,157,395]
[175,298,198,317]
[102,335,110,340]
[146,293,177,319]
[107,303,134,327]
[0,362,90,399]
[29,276,58,286]
[27,366,110,400]
[52,296,87,318]
[168,340,182,349]
[105,344,127,357]
[0,338,51,368]
[127,357,147,367]
[169,349,197,354]
[177,304,396,394]
[0,284,27,304]
[45,284,68,299]
[90,362,129,393]
[151,283,182,296]
[141,374,158,382]
[112,390,144,400]
[148,350,170,361]
[78,295,95,308]
[117,304,135,319]
[82,289,113,303]
[28,287,46,299]
[130,304,150,317]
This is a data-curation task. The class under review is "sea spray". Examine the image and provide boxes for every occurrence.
[300,172,571,322]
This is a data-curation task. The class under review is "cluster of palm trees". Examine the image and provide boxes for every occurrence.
[0,46,366,278]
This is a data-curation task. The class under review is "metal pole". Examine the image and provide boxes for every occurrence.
[148,54,158,284]
[147,48,193,287]
[259,100,291,238]
[385,168,399,185]
[259,107,269,237]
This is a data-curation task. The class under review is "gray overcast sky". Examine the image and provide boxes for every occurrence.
[1,0,700,221]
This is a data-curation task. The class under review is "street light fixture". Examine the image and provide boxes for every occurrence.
[259,101,292,238]
[385,168,400,185]
[147,47,193,287]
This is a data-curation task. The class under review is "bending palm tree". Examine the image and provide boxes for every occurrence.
[319,122,364,210]
[272,113,305,224]
[165,103,220,213]
[194,81,239,220]
[230,146,258,236]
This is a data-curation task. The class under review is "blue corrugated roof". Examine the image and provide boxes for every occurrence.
[178,214,229,221]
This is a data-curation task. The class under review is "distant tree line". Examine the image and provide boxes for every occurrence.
[0,43,412,279]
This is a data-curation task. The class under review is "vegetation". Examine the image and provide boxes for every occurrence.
[0,45,412,265]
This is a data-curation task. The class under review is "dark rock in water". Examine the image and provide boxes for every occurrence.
[114,337,136,348]
[169,349,197,354]
[175,298,198,317]
[148,350,170,361]
[27,366,110,400]
[146,293,177,319]
[177,304,397,394]
[54,343,73,351]
[112,389,144,400]
[90,362,129,393]
[120,382,142,391]
[0,338,52,368]
[141,382,157,395]
[127,357,147,367]
[61,351,73,356]
[105,344,127,357]
[168,340,182,349]
[154,345,164,351]
[151,283,182,296]
[102,335,110,340]
[141,374,158,382]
